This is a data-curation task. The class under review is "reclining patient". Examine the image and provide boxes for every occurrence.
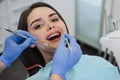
[0,2,120,80]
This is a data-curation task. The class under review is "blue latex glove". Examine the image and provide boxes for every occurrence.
[0,30,37,67]
[50,34,82,80]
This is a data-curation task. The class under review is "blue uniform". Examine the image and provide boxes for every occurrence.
[26,55,120,80]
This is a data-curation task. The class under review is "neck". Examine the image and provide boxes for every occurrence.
[40,51,54,64]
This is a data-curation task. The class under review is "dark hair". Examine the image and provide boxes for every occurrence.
[18,2,69,76]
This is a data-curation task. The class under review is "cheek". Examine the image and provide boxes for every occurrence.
[29,30,46,42]
[59,23,67,33]
[34,32,46,42]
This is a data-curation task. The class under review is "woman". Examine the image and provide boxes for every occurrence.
[0,2,120,80]
[18,1,82,79]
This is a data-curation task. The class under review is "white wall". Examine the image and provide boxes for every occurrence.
[0,1,8,53]
[103,0,120,35]
[111,0,120,21]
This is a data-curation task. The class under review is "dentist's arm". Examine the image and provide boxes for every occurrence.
[0,60,7,74]
[50,34,82,80]
[51,74,63,80]
[0,30,37,73]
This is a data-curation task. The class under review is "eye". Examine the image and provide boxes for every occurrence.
[34,24,42,30]
[51,18,59,22]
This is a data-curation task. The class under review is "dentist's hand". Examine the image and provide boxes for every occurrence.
[0,30,37,67]
[50,34,82,80]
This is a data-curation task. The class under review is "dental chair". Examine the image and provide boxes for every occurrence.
[0,57,28,80]
[20,47,45,77]
[0,46,43,80]
[98,48,120,73]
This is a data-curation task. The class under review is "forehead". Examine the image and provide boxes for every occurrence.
[28,7,56,18]
[27,7,56,25]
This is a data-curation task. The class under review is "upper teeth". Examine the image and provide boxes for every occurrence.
[48,33,59,40]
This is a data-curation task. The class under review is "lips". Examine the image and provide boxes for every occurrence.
[47,31,61,42]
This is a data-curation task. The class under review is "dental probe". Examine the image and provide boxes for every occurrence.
[5,27,28,39]
[65,38,72,52]
[5,27,48,46]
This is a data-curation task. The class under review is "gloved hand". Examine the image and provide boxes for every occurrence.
[0,30,37,67]
[50,34,82,80]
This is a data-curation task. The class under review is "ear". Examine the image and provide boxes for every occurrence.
[30,44,35,48]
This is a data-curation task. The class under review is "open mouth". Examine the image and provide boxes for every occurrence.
[47,31,61,41]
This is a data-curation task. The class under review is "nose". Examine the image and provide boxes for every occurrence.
[47,24,54,31]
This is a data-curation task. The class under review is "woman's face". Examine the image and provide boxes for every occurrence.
[27,7,67,53]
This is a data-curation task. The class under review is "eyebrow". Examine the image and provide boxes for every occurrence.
[30,18,41,27]
[30,13,57,27]
[48,13,57,17]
